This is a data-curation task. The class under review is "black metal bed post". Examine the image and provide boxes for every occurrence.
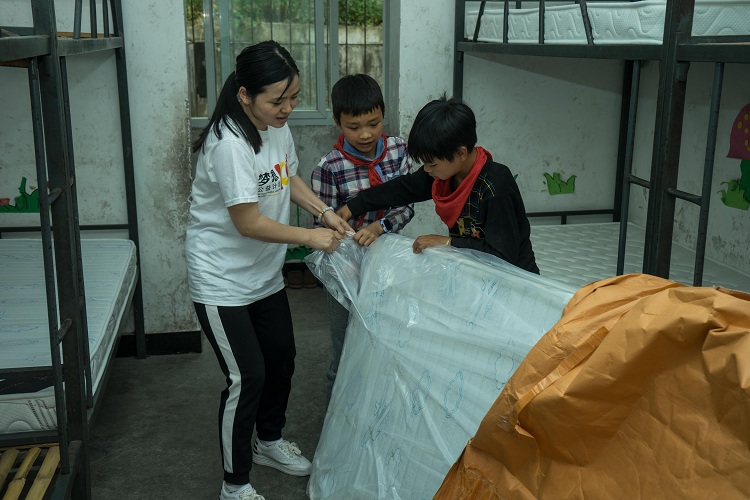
[614,60,635,224]
[60,55,95,408]
[112,0,147,359]
[578,0,594,45]
[89,0,98,39]
[31,0,91,497]
[643,0,695,278]
[616,60,644,276]
[503,0,510,43]
[538,0,545,44]
[665,62,724,286]
[28,53,70,462]
[102,0,110,37]
[692,63,724,286]
[472,1,486,42]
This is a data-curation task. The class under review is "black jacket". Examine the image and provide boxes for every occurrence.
[347,159,539,274]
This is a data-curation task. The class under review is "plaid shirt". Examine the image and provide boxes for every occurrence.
[311,136,415,231]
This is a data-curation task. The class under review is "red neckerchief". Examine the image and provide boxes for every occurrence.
[334,134,389,229]
[432,147,490,228]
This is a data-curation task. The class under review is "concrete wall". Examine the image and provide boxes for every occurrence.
[1,0,199,335]
[389,0,454,239]
[290,124,342,229]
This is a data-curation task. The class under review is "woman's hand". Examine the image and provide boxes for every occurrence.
[321,209,354,236]
[412,234,451,254]
[307,227,343,253]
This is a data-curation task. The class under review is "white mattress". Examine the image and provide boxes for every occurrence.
[306,236,575,499]
[531,222,750,292]
[0,238,137,433]
[465,0,750,45]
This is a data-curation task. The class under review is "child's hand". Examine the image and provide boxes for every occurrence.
[336,204,353,222]
[353,223,383,247]
[321,210,354,235]
[412,234,451,254]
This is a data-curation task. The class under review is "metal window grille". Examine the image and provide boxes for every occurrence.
[185,0,384,127]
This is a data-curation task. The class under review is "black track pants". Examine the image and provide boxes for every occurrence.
[194,289,296,485]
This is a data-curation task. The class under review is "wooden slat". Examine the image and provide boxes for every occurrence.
[25,446,60,500]
[0,60,28,68]
[4,446,40,500]
[57,31,106,39]
[0,449,20,488]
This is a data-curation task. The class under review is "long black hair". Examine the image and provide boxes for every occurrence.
[192,40,300,154]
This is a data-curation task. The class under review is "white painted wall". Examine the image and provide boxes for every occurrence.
[1,0,198,335]
[462,54,624,214]
[391,0,454,239]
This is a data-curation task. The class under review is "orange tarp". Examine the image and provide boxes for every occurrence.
[436,274,750,499]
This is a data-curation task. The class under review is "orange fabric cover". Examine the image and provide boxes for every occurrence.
[435,273,750,499]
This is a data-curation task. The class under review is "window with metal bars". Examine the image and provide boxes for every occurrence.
[185,0,385,127]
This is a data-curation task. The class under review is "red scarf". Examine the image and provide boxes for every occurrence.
[334,134,389,228]
[432,147,490,228]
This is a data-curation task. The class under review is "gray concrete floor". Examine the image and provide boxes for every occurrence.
[89,286,330,500]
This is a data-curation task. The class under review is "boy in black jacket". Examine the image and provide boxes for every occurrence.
[337,96,539,274]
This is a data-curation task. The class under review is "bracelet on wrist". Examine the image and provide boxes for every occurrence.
[316,206,334,223]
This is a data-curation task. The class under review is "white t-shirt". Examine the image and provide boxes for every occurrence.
[186,120,298,306]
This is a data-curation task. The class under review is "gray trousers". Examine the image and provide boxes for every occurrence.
[325,291,349,403]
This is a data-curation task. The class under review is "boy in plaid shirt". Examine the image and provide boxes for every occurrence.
[311,74,414,402]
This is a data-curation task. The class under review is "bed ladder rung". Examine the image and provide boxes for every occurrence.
[666,187,701,205]
[625,173,651,190]
[58,318,73,342]
[47,187,62,204]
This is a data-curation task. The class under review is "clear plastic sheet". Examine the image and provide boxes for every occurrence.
[304,234,576,500]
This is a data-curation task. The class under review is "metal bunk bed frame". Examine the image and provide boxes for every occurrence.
[453,0,750,286]
[0,0,145,497]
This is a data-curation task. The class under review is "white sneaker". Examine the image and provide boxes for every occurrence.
[252,438,312,476]
[219,482,265,500]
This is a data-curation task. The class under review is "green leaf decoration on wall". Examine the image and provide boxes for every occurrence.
[544,172,576,195]
[719,179,749,211]
[0,177,40,213]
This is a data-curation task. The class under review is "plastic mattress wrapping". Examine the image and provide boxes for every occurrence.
[304,234,576,500]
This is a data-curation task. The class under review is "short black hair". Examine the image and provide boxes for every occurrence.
[331,74,385,123]
[407,96,477,164]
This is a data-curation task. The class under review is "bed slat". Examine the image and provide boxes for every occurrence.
[25,445,60,500]
[0,444,60,500]
[4,446,41,499]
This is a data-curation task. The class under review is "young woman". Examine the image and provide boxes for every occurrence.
[187,40,351,500]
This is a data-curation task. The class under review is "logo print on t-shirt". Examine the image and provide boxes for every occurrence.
[258,154,290,197]
[274,155,290,186]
